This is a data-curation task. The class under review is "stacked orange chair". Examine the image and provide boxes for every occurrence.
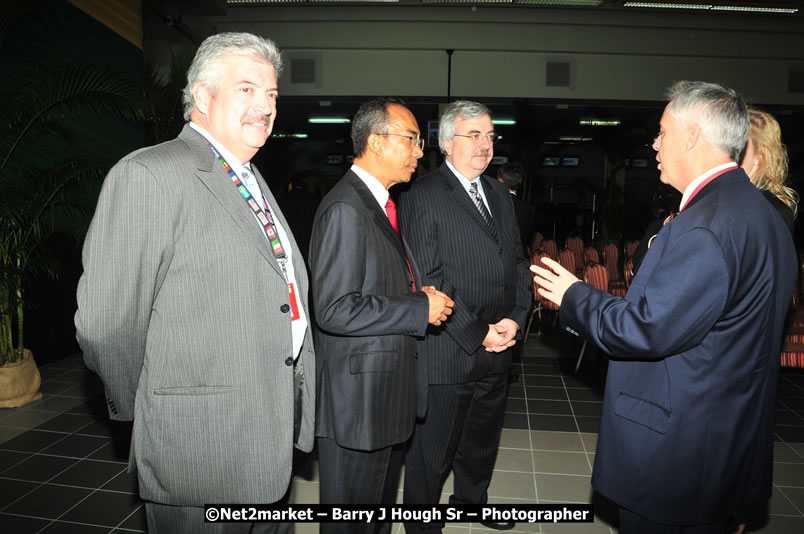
[604,241,627,297]
[584,246,599,266]
[541,239,558,261]
[575,263,609,373]
[565,236,585,277]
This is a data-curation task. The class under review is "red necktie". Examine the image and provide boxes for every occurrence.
[385,197,416,291]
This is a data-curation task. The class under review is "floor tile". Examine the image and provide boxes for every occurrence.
[760,515,804,534]
[488,471,536,500]
[39,521,112,533]
[293,479,320,504]
[0,513,52,533]
[575,416,601,433]
[0,478,40,508]
[0,426,26,445]
[0,410,60,429]
[0,430,67,453]
[21,396,87,414]
[76,420,132,439]
[777,486,804,515]
[528,400,573,416]
[534,474,593,503]
[773,462,804,486]
[503,413,529,430]
[532,450,592,476]
[1,454,78,483]
[101,468,139,494]
[118,504,147,531]
[507,385,526,399]
[529,415,576,432]
[38,381,76,396]
[51,459,127,489]
[41,434,110,458]
[3,483,92,519]
[525,376,564,388]
[580,433,598,453]
[494,448,534,472]
[768,485,802,516]
[526,386,569,401]
[505,398,528,413]
[530,431,584,453]
[0,449,31,473]
[61,489,142,527]
[87,440,129,463]
[35,414,95,434]
[775,442,804,463]
[566,388,604,402]
[570,401,602,417]
[499,429,532,450]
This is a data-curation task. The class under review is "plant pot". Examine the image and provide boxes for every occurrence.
[0,349,43,408]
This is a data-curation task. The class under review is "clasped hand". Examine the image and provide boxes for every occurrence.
[423,285,455,326]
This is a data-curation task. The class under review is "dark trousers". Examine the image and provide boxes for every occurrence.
[403,372,509,533]
[619,508,731,534]
[317,437,404,534]
[145,503,291,534]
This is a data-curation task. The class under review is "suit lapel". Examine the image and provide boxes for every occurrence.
[346,172,408,259]
[181,126,284,278]
[442,164,498,241]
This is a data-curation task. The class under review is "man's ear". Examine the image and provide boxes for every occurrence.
[193,83,212,115]
[442,139,453,157]
[685,123,700,152]
[368,133,383,156]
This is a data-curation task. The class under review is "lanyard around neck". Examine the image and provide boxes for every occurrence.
[202,137,288,264]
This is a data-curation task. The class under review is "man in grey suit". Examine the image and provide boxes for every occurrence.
[309,98,453,534]
[399,101,531,532]
[75,33,314,533]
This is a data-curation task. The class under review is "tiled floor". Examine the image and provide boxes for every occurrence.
[2,331,804,533]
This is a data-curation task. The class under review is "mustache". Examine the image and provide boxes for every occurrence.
[475,150,491,157]
[242,113,272,123]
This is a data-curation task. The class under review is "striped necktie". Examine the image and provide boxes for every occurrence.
[469,182,496,236]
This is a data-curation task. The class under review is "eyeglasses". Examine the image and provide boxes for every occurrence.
[454,133,499,144]
[377,133,425,150]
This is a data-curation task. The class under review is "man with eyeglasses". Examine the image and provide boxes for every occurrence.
[399,100,531,532]
[309,97,454,533]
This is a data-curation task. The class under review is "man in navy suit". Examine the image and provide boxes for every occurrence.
[532,81,796,533]
[309,98,453,534]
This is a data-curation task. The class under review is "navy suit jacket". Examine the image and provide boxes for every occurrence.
[399,163,531,384]
[560,168,796,524]
[309,170,429,451]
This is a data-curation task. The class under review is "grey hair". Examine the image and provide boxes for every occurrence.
[438,100,491,155]
[665,81,749,161]
[182,32,283,121]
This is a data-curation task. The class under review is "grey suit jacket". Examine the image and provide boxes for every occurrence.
[309,171,429,451]
[75,125,315,506]
[398,163,532,384]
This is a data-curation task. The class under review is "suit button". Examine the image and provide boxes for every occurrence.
[499,248,504,255]
[285,357,294,366]
[280,304,290,313]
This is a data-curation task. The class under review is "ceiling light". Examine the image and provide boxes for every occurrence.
[624,1,798,12]
[579,119,621,126]
[492,119,516,125]
[308,118,351,124]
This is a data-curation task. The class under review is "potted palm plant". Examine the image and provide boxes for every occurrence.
[0,1,143,407]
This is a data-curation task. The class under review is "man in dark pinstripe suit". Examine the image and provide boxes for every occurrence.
[399,101,531,532]
[309,98,453,534]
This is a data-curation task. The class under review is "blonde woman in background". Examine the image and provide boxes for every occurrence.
[741,107,798,233]
[735,108,797,534]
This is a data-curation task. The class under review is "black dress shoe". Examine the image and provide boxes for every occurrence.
[480,521,515,530]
